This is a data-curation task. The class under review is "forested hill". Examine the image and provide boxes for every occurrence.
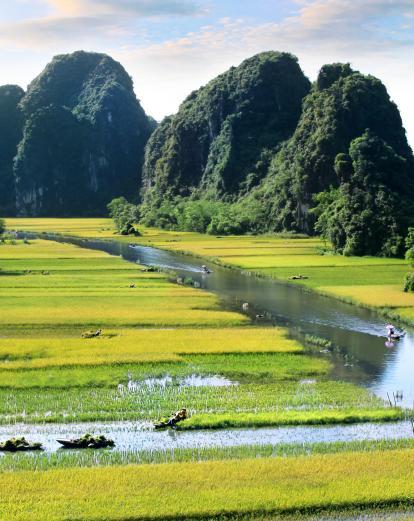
[141,59,414,256]
[0,51,155,216]
[141,52,310,208]
[0,85,24,215]
[252,63,414,235]
[1,49,413,255]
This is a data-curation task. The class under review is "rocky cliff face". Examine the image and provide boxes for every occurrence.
[0,85,24,215]
[13,51,155,216]
[250,63,414,232]
[142,52,311,209]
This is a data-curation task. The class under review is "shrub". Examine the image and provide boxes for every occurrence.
[405,227,414,266]
[107,197,141,236]
[403,273,414,293]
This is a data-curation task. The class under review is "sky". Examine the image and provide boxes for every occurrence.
[0,0,413,146]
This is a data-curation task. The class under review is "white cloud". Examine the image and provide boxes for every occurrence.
[0,0,206,48]
[45,0,205,17]
[112,0,414,146]
[0,0,412,145]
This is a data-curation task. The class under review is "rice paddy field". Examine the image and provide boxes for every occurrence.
[7,217,414,325]
[1,219,413,519]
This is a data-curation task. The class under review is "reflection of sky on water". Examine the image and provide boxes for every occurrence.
[0,421,412,454]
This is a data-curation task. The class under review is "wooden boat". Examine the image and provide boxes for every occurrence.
[0,437,43,452]
[154,408,187,429]
[57,434,115,449]
[81,329,102,339]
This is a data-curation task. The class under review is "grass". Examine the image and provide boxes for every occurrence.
[0,381,392,424]
[0,328,301,368]
[0,241,248,328]
[0,354,329,389]
[392,307,414,322]
[0,232,398,429]
[0,219,411,520]
[177,408,404,430]
[2,449,414,520]
[319,285,414,308]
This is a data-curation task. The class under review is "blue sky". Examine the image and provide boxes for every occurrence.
[0,0,413,145]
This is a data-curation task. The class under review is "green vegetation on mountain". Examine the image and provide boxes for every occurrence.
[249,63,414,237]
[141,52,310,218]
[0,85,24,215]
[140,60,414,256]
[107,196,140,235]
[0,51,155,217]
[312,131,414,256]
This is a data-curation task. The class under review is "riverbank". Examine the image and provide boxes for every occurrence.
[7,218,414,327]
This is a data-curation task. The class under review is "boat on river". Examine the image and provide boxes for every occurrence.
[0,437,43,452]
[57,434,115,449]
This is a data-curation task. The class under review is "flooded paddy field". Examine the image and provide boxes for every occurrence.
[1,221,413,520]
[0,420,412,454]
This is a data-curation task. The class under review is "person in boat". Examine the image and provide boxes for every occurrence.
[155,408,187,429]
[201,265,211,274]
[167,408,187,427]
[386,324,395,336]
[386,324,405,340]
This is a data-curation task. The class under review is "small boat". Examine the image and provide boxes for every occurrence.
[57,439,89,449]
[389,332,405,341]
[201,265,211,274]
[57,434,115,449]
[0,437,43,452]
[81,329,102,339]
[386,324,405,341]
[154,408,188,429]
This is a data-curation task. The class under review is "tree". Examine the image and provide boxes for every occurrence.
[312,131,411,256]
[247,65,414,234]
[14,51,154,216]
[0,218,5,235]
[107,197,140,235]
[141,51,310,214]
[405,227,414,266]
[403,273,414,292]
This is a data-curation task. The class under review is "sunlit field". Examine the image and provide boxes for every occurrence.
[7,218,414,327]
[0,237,392,425]
[2,449,414,520]
[319,285,414,307]
[0,220,411,519]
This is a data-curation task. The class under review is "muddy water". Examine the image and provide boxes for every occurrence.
[33,233,414,408]
[0,420,412,454]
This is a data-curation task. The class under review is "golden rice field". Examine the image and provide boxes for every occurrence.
[0,237,385,421]
[320,285,414,308]
[0,327,301,370]
[7,217,414,327]
[1,449,414,520]
[1,219,411,520]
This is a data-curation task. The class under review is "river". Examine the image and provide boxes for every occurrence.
[30,232,414,409]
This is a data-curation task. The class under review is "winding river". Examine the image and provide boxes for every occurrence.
[36,233,414,409]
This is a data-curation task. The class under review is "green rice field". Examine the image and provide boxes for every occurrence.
[7,217,414,325]
[0,219,412,519]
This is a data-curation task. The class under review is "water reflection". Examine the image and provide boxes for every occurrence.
[0,420,412,454]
